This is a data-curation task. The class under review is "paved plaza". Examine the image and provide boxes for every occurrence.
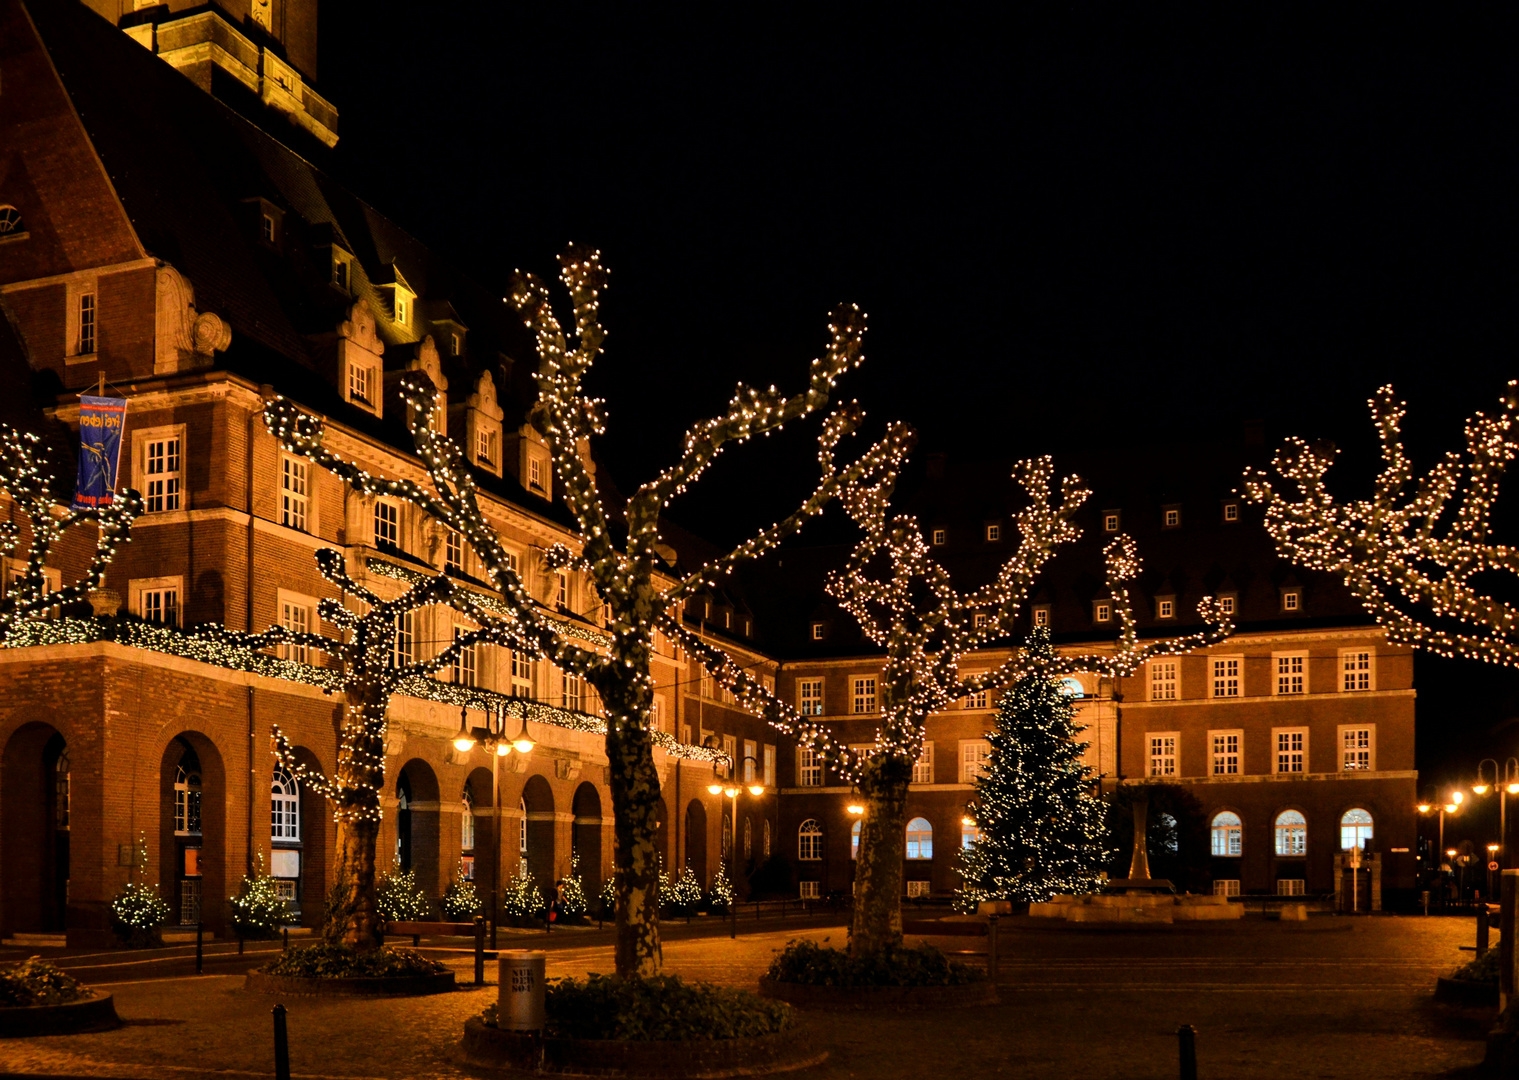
[0,914,1496,1079]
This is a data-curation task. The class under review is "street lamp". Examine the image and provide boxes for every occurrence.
[450,701,528,951]
[1472,758,1519,865]
[1417,785,1461,901]
[1489,843,1501,899]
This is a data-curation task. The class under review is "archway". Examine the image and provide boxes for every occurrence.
[521,774,556,890]
[158,732,226,930]
[571,782,603,891]
[1,722,70,934]
[684,799,708,886]
[463,766,496,902]
[281,744,329,928]
[396,759,441,899]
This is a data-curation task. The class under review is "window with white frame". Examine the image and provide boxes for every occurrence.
[281,455,309,531]
[743,740,757,782]
[906,817,933,860]
[1148,733,1178,777]
[973,611,989,630]
[852,676,877,714]
[811,622,825,640]
[1150,660,1178,701]
[331,253,350,293]
[798,819,823,860]
[1156,596,1174,619]
[271,768,299,842]
[139,429,183,513]
[1211,656,1241,698]
[1210,730,1241,776]
[1281,588,1301,612]
[1102,510,1120,532]
[1213,879,1240,897]
[967,689,988,710]
[461,785,476,852]
[1340,726,1374,771]
[394,291,409,326]
[374,501,399,549]
[1277,878,1306,896]
[851,819,862,859]
[985,523,1000,542]
[527,455,544,492]
[445,530,464,573]
[1274,729,1307,774]
[279,595,314,664]
[174,761,202,834]
[519,798,528,858]
[347,361,375,406]
[1210,811,1242,856]
[1222,501,1240,523]
[1163,506,1181,528]
[962,819,982,850]
[562,671,584,711]
[931,528,947,545]
[555,571,569,611]
[1340,649,1374,692]
[722,735,737,778]
[77,291,96,355]
[906,880,931,898]
[392,610,415,667]
[1219,594,1236,616]
[1274,653,1307,695]
[912,742,934,784]
[135,578,180,626]
[797,746,822,787]
[1340,808,1373,850]
[1093,600,1112,623]
[960,739,991,784]
[475,427,497,467]
[799,880,821,900]
[1275,810,1307,856]
[453,626,478,687]
[763,744,776,787]
[1033,605,1050,627]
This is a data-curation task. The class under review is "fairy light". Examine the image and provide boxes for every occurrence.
[1244,381,1519,666]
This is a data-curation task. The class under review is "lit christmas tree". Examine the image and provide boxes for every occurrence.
[955,629,1113,908]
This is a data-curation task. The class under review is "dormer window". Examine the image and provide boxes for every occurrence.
[1163,505,1181,529]
[931,528,947,546]
[985,523,1001,542]
[1094,600,1112,624]
[812,622,826,640]
[1156,596,1175,620]
[1033,605,1051,627]
[260,213,276,244]
[451,332,462,356]
[395,293,410,326]
[528,457,543,491]
[1103,510,1121,533]
[1222,500,1240,523]
[476,428,497,467]
[348,362,374,406]
[0,205,27,243]
[1281,588,1302,613]
[331,254,351,294]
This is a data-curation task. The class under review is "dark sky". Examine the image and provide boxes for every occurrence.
[316,6,1519,797]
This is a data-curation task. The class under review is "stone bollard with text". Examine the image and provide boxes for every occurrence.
[499,951,547,1033]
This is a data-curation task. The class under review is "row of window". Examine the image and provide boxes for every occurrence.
[1148,725,1375,778]
[796,740,991,787]
[918,502,1247,550]
[1149,650,1376,701]
[1210,808,1373,857]
[795,815,981,861]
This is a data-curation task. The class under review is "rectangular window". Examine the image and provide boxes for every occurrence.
[374,502,400,549]
[1274,653,1307,695]
[973,611,989,629]
[743,739,757,782]
[799,881,821,900]
[280,598,312,664]
[562,671,583,711]
[395,294,408,325]
[1277,879,1306,896]
[811,622,826,640]
[1340,649,1374,692]
[966,689,988,710]
[1222,502,1240,522]
[1094,601,1112,623]
[912,742,934,784]
[906,880,931,899]
[1213,879,1240,897]
[985,524,1000,542]
[1274,728,1307,774]
[476,428,497,466]
[1156,597,1174,619]
[510,649,533,694]
[140,587,179,626]
[260,213,276,243]
[392,610,415,667]
[763,744,776,788]
[78,292,96,354]
[852,676,877,714]
[1148,733,1178,777]
[1163,507,1181,528]
[141,432,182,513]
[556,571,569,610]
[1211,657,1241,698]
[332,257,349,292]
[348,362,372,405]
[1033,606,1050,627]
[960,739,991,784]
[1281,588,1301,612]
[528,457,543,490]
[281,456,308,532]
[1340,726,1374,771]
[931,528,947,545]
[797,746,822,787]
[1210,730,1241,776]
[1219,595,1236,616]
[453,626,477,687]
[1103,511,1120,532]
[1150,661,1178,701]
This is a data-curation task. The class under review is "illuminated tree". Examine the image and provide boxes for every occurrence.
[0,424,141,637]
[267,244,911,976]
[954,629,1111,909]
[1244,382,1519,666]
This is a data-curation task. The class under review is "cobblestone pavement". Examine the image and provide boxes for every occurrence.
[0,915,1493,1079]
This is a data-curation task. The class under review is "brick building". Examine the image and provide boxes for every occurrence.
[0,0,1416,945]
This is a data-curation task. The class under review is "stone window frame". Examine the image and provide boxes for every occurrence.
[276,588,319,665]
[1210,655,1242,698]
[1338,724,1375,772]
[1339,648,1376,692]
[1148,731,1179,778]
[1209,729,1242,776]
[1149,659,1179,701]
[1210,810,1242,857]
[1272,650,1309,696]
[131,574,183,627]
[911,742,934,785]
[134,423,186,515]
[1272,727,1308,775]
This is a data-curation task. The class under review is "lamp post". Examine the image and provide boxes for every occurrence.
[702,741,765,930]
[1488,843,1501,900]
[1472,758,1519,866]
[1417,786,1461,906]
[451,701,535,945]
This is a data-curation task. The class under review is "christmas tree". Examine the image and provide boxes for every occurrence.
[955,629,1112,908]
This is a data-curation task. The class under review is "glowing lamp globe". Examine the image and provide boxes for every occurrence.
[723,785,741,799]
[1417,803,1431,814]
[1452,791,1464,805]
[846,803,865,816]
[707,782,724,796]
[748,784,765,797]
[495,741,511,757]
[1474,783,1490,795]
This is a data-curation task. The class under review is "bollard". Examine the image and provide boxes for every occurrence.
[499,951,547,1033]
[237,932,244,956]
[273,1004,291,1080]
[474,916,486,987]
[283,927,289,952]
[195,921,204,974]
[1177,1024,1197,1080]
[731,900,737,940]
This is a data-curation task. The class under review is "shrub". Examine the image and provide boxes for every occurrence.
[707,861,736,915]
[766,938,984,988]
[481,973,791,1040]
[262,943,446,979]
[596,874,616,921]
[1453,948,1501,983]
[376,862,431,923]
[0,958,90,1007]
[664,867,703,917]
[228,854,290,939]
[109,881,172,947]
[503,862,546,922]
[557,858,589,922]
[441,862,483,921]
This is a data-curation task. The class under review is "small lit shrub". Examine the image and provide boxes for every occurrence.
[0,958,90,1007]
[441,862,483,921]
[556,858,589,923]
[109,882,172,948]
[262,943,445,979]
[707,861,736,915]
[664,867,703,918]
[228,854,290,939]
[480,973,790,1040]
[376,862,431,923]
[766,938,984,987]
[503,862,546,923]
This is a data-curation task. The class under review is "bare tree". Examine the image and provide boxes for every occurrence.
[1244,382,1519,666]
[0,424,140,636]
[265,244,912,976]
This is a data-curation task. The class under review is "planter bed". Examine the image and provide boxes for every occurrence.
[1434,976,1498,1007]
[244,970,456,997]
[756,975,998,1010]
[460,1017,826,1077]
[0,992,120,1037]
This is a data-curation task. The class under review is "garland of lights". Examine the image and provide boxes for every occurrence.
[1244,381,1519,667]
[0,423,143,637]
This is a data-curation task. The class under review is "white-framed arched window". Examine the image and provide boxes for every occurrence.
[1211,811,1241,857]
[1275,810,1307,856]
[851,819,862,859]
[519,797,528,858]
[271,768,299,842]
[1340,808,1373,851]
[462,784,476,852]
[798,819,823,861]
[906,817,933,860]
[763,819,772,859]
[175,763,202,835]
[743,817,752,861]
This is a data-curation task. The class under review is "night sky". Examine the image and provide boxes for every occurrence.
[316,7,1518,820]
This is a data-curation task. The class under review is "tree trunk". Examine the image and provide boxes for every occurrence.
[323,694,385,950]
[850,754,912,956]
[604,689,664,977]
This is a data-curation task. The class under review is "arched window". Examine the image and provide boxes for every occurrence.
[906,817,934,860]
[395,774,412,869]
[55,750,70,831]
[174,761,202,835]
[763,819,772,860]
[0,206,22,236]
[798,819,823,861]
[743,817,752,861]
[722,810,733,859]
[1059,677,1084,699]
[1340,808,1373,851]
[519,797,528,858]
[851,819,862,859]
[461,784,476,852]
[271,768,299,842]
[961,819,981,850]
[1275,810,1307,857]
[1211,811,1242,857]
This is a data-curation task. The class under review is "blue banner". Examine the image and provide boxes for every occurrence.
[73,395,128,510]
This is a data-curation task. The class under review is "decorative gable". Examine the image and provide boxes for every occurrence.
[154,264,230,375]
[337,299,384,416]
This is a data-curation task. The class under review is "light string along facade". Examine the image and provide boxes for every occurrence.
[1244,381,1519,666]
